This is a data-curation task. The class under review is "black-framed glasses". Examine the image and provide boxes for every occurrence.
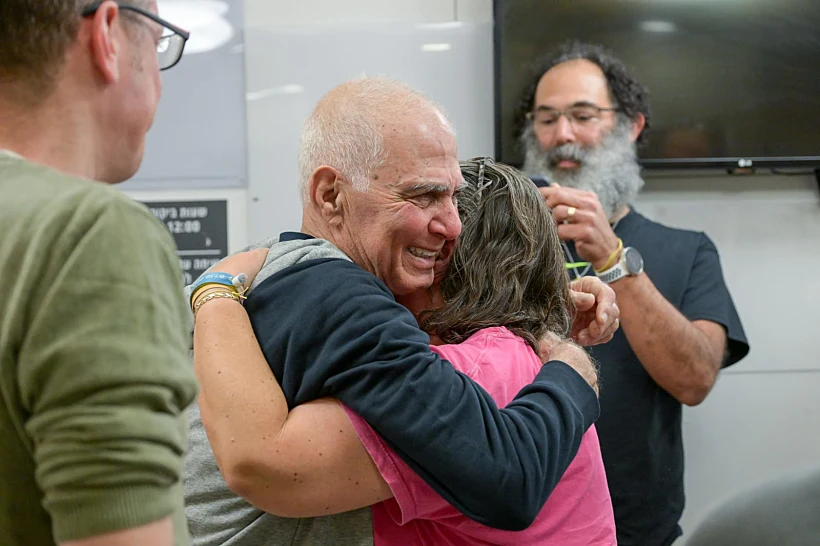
[527,104,620,131]
[81,1,190,70]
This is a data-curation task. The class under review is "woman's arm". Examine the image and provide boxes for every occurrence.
[192,252,392,517]
[195,298,393,516]
[195,250,599,530]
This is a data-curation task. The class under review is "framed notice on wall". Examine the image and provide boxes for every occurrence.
[141,200,229,285]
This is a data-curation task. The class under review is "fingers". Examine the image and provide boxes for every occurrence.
[580,314,619,346]
[570,290,596,311]
[596,290,617,326]
[556,221,591,242]
[552,204,592,224]
[569,277,620,346]
[589,318,619,346]
[540,185,587,209]
[589,300,618,337]
[600,317,620,343]
[589,297,620,342]
[571,275,607,299]
[575,328,592,346]
[578,277,617,321]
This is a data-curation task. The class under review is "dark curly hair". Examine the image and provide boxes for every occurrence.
[514,41,652,146]
[420,158,574,353]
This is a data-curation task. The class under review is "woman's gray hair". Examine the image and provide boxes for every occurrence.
[297,76,453,203]
[421,158,574,352]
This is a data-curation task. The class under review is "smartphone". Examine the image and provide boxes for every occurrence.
[529,174,552,188]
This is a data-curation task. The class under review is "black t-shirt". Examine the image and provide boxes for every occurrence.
[563,210,749,546]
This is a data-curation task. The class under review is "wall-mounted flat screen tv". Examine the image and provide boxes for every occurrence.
[494,0,820,170]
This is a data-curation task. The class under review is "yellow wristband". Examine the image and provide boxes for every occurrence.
[191,285,231,309]
[191,285,242,313]
[595,238,623,273]
[190,281,239,307]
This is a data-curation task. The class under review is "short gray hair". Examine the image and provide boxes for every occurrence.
[297,76,454,203]
[0,0,151,105]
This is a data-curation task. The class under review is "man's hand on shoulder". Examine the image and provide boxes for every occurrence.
[569,276,619,346]
[537,333,599,396]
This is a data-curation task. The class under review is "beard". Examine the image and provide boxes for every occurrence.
[521,120,644,220]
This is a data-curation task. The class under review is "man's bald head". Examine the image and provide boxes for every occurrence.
[297,76,455,203]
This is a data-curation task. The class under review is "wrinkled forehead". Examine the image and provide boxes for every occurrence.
[381,164,463,196]
[378,118,461,187]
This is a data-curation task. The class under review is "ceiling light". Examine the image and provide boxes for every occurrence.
[421,43,452,52]
[640,20,678,33]
[246,85,306,101]
[417,22,464,30]
[158,0,234,54]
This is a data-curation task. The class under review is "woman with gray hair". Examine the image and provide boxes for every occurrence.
[193,158,616,544]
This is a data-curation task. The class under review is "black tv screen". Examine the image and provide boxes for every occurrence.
[494,0,820,170]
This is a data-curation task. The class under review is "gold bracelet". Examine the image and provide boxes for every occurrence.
[193,290,242,316]
[595,238,624,273]
[191,286,232,313]
[191,285,233,306]
[190,283,237,308]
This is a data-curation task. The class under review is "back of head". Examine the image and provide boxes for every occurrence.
[516,41,652,146]
[297,76,454,203]
[421,158,573,351]
[0,0,131,105]
[1,0,167,184]
[0,1,83,104]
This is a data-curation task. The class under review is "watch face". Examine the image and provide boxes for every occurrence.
[624,247,644,274]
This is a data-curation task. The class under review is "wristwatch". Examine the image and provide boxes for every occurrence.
[596,247,644,284]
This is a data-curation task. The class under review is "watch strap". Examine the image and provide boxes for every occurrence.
[596,261,627,283]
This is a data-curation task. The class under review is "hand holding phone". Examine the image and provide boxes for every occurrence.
[529,174,551,188]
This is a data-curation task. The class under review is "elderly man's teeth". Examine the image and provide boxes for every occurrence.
[409,247,437,258]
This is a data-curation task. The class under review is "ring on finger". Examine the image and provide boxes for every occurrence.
[567,206,577,220]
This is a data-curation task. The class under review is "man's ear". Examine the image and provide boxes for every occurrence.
[630,113,646,143]
[87,1,123,84]
[309,166,345,225]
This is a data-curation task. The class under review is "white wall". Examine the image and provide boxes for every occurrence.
[243,0,495,241]
[131,0,817,542]
[246,0,493,25]
[637,174,820,543]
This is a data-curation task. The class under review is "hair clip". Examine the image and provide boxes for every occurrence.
[231,273,248,294]
[477,157,487,187]
[476,157,494,194]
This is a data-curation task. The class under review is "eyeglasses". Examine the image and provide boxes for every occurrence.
[81,1,190,70]
[526,104,620,131]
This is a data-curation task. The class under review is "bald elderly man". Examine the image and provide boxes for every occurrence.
[184,77,619,545]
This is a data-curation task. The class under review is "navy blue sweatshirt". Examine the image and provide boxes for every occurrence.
[244,234,600,531]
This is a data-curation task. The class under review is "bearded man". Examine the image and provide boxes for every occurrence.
[517,42,750,546]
